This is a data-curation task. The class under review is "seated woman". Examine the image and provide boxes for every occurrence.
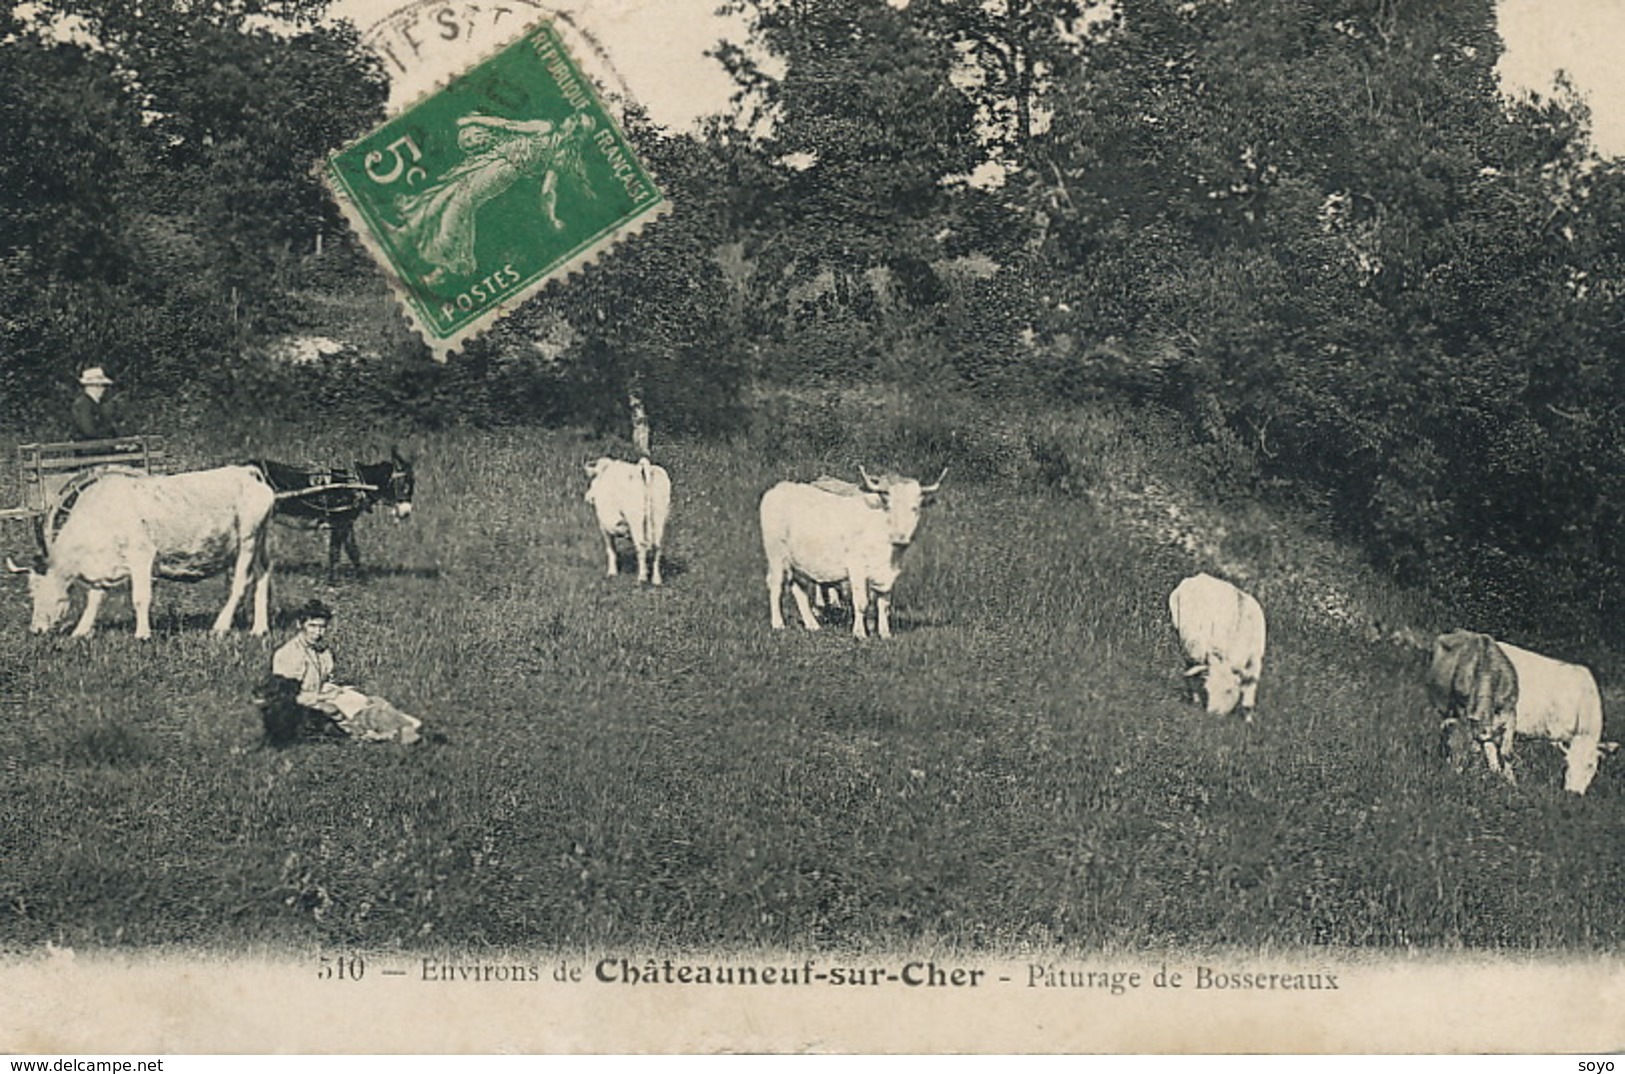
[268,599,423,745]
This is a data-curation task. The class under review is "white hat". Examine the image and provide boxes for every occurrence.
[78,367,114,386]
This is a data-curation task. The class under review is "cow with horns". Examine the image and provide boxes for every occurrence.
[760,466,945,640]
[6,465,276,639]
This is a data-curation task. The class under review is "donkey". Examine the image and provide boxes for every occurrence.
[251,448,414,583]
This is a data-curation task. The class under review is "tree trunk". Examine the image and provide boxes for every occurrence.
[629,385,651,458]
[1015,45,1032,149]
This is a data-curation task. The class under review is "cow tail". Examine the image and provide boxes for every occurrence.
[639,457,654,550]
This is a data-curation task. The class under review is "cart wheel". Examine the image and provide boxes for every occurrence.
[42,465,147,550]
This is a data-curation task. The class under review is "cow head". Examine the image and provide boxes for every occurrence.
[1186,661,1243,717]
[859,466,945,547]
[6,555,70,634]
[1438,716,1478,773]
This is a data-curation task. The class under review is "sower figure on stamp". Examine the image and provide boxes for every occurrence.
[70,367,121,442]
[264,598,424,746]
[388,111,596,287]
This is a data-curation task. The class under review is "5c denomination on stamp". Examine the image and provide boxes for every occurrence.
[325,19,667,358]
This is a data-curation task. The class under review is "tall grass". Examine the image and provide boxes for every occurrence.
[0,400,1619,956]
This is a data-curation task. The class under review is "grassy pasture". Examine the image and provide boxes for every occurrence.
[0,413,1622,956]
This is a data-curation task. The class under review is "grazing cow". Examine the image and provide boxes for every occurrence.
[5,466,275,639]
[584,456,672,585]
[1426,629,1519,775]
[760,466,944,640]
[1168,572,1267,720]
[252,449,414,583]
[1492,640,1616,795]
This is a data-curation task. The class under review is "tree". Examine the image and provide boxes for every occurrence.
[489,117,751,441]
[716,0,984,374]
[0,0,387,416]
[0,26,149,414]
[143,23,388,326]
[913,0,1106,169]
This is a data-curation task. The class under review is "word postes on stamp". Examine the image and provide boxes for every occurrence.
[325,20,667,358]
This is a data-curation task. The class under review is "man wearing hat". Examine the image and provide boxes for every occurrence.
[70,367,121,442]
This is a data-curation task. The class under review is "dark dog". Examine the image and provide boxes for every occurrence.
[255,675,343,748]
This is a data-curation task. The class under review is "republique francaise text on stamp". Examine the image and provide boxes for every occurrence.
[325,20,667,358]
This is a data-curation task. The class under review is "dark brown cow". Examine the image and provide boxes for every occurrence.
[1427,629,1518,776]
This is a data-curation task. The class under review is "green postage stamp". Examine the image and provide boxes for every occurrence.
[326,21,667,357]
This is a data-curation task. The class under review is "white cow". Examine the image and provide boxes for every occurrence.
[760,466,944,640]
[584,456,672,585]
[1493,641,1616,795]
[1168,572,1267,719]
[6,465,275,639]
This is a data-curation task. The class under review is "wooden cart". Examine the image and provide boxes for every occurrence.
[0,436,167,552]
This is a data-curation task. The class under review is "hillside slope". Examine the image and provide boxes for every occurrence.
[0,399,1620,955]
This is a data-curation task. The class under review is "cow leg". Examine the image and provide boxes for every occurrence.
[1240,671,1260,715]
[212,539,257,635]
[847,575,869,640]
[875,591,892,639]
[249,537,272,636]
[650,545,663,587]
[789,580,820,632]
[125,551,158,638]
[635,543,649,585]
[1497,725,1518,783]
[71,587,108,639]
[766,561,788,630]
[1482,740,1517,784]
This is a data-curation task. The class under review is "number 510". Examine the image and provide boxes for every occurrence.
[318,954,366,981]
